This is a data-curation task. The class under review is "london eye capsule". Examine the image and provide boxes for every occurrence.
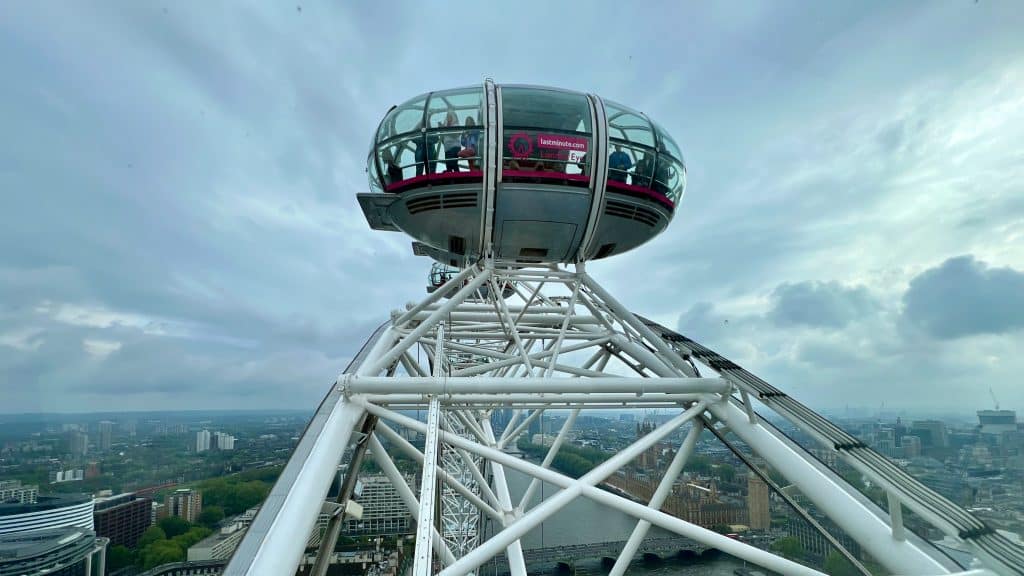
[358,81,686,265]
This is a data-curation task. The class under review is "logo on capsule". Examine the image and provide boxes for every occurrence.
[508,132,533,159]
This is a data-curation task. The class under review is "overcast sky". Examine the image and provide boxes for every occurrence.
[1,2,1022,415]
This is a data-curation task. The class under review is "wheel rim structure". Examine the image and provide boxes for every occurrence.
[223,260,1021,576]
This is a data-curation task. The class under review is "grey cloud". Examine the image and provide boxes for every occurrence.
[768,281,878,329]
[902,256,1024,339]
[3,2,1024,413]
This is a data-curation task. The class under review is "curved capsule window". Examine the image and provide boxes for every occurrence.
[377,94,427,142]
[654,122,683,162]
[653,122,686,202]
[367,150,384,194]
[653,153,685,203]
[425,87,483,176]
[501,87,593,187]
[603,100,658,192]
[375,88,482,192]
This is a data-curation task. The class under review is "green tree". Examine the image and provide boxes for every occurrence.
[141,540,184,570]
[712,524,732,534]
[171,527,212,551]
[770,536,804,559]
[197,506,224,528]
[106,545,134,572]
[824,551,860,576]
[158,516,190,538]
[138,525,166,549]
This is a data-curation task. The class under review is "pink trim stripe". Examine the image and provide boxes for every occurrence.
[502,170,590,183]
[384,170,484,192]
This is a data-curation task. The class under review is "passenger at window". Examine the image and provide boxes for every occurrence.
[459,117,480,171]
[413,122,430,176]
[608,145,632,183]
[653,160,673,195]
[441,111,462,172]
[634,153,654,187]
[382,147,403,186]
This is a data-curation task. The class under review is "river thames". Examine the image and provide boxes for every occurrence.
[492,467,754,575]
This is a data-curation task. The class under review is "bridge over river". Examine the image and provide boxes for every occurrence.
[485,536,715,572]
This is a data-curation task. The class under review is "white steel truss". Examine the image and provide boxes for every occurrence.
[223,261,1022,576]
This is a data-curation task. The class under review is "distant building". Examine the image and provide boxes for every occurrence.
[85,461,102,480]
[619,413,635,422]
[978,410,1017,436]
[492,408,514,433]
[0,526,108,576]
[911,420,948,448]
[0,481,37,505]
[151,502,167,524]
[902,435,922,458]
[98,420,114,451]
[196,430,211,453]
[747,474,770,530]
[790,515,862,562]
[0,493,95,535]
[344,474,413,535]
[50,469,85,484]
[213,432,236,451]
[70,430,89,456]
[94,492,153,548]
[165,489,202,524]
[636,421,658,470]
[187,522,247,561]
[188,504,325,562]
[135,559,225,576]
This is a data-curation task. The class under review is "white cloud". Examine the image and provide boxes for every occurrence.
[0,328,44,352]
[82,338,122,357]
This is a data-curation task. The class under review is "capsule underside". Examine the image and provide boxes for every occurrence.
[357,82,686,265]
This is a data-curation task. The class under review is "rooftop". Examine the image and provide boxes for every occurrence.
[0,493,91,516]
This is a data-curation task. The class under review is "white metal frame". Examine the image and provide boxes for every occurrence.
[224,261,1020,576]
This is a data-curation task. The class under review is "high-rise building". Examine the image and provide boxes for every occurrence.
[94,492,153,548]
[196,430,211,453]
[98,421,114,451]
[151,502,167,524]
[492,408,514,433]
[69,430,89,456]
[213,432,236,451]
[747,474,770,530]
[166,489,202,523]
[978,410,1018,435]
[0,481,38,505]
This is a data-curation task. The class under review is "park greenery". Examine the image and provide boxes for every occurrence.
[171,465,282,517]
[107,518,212,571]
[517,438,609,478]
